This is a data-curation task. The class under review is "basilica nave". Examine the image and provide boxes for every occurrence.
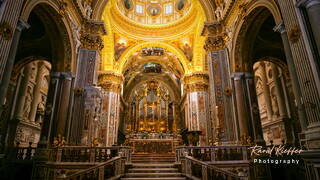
[0,0,320,180]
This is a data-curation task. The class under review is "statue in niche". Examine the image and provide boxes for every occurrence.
[271,95,279,116]
[36,96,46,123]
[23,86,33,119]
[123,0,132,10]
[176,0,186,11]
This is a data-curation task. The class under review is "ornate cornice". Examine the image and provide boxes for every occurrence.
[98,72,123,92]
[183,73,209,93]
[202,22,229,51]
[80,19,106,51]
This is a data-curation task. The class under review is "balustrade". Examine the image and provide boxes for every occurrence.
[49,146,131,163]
[11,142,37,160]
[176,146,249,163]
[183,156,248,180]
[57,156,125,180]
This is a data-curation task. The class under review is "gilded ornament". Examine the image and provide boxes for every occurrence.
[224,87,232,96]
[202,22,228,51]
[288,26,301,44]
[80,20,106,51]
[57,0,67,16]
[98,72,123,92]
[0,22,13,40]
[74,87,85,96]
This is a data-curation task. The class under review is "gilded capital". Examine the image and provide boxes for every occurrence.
[80,20,107,51]
[183,73,209,93]
[202,22,229,51]
[98,72,123,92]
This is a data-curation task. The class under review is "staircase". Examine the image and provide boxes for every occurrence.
[121,153,185,180]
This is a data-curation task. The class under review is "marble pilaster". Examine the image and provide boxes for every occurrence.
[298,0,320,57]
[273,23,308,131]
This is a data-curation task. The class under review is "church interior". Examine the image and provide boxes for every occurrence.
[0,0,320,179]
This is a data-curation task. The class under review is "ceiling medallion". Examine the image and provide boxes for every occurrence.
[148,5,161,16]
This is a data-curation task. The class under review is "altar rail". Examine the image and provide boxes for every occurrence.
[182,156,248,180]
[57,156,125,180]
[176,146,250,163]
[49,146,132,163]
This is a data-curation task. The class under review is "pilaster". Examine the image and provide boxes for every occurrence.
[202,21,236,144]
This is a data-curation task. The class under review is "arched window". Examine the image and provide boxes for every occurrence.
[164,4,173,15]
[136,4,143,14]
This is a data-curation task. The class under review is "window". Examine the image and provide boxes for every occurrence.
[136,4,143,14]
[164,4,172,15]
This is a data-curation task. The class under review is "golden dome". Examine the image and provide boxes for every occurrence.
[116,0,192,25]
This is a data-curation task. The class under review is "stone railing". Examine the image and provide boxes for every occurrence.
[176,146,249,163]
[57,156,125,180]
[183,156,248,180]
[31,146,132,180]
[9,142,37,161]
[48,146,132,163]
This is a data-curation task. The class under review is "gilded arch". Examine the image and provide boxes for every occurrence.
[117,42,190,74]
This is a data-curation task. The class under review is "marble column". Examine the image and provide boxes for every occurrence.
[274,23,308,131]
[260,63,273,121]
[231,73,265,145]
[98,73,123,146]
[38,72,73,148]
[298,0,320,56]
[271,64,288,118]
[0,0,25,80]
[183,73,210,146]
[29,62,46,122]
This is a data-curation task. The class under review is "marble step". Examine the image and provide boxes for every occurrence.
[132,160,175,163]
[128,168,179,173]
[132,163,175,168]
[124,172,182,178]
[121,177,186,180]
[132,156,175,159]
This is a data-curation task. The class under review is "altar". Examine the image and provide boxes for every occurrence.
[126,133,180,154]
